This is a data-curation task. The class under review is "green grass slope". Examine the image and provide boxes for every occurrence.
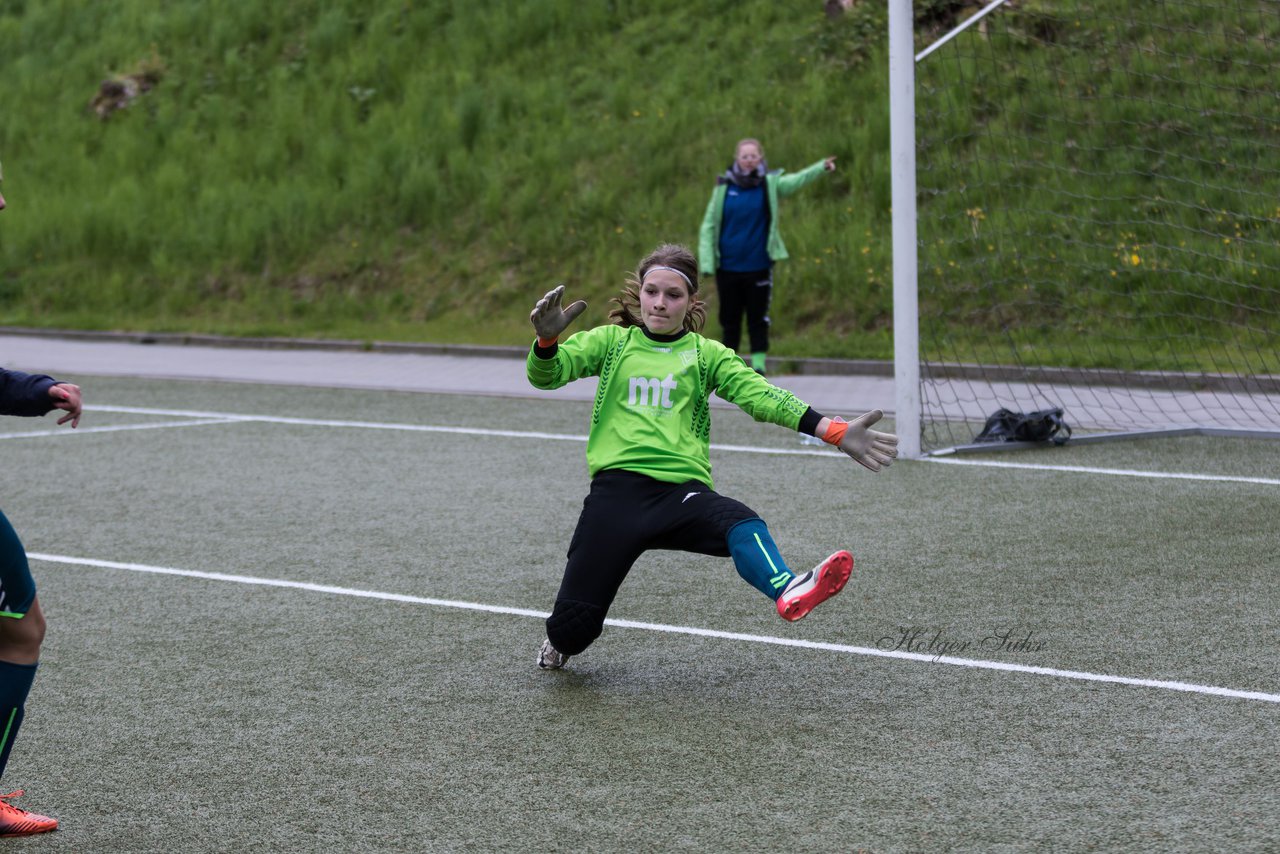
[0,0,894,354]
[0,0,1275,369]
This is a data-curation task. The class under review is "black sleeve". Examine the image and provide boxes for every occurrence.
[798,406,825,438]
[0,368,59,417]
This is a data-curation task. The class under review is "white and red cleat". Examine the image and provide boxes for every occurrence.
[776,550,853,622]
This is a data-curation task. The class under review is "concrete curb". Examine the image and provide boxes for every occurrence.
[0,326,894,377]
[2,326,1273,392]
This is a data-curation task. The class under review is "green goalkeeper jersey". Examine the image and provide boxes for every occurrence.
[527,324,811,488]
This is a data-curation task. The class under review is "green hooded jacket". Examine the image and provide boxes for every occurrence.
[697,159,830,276]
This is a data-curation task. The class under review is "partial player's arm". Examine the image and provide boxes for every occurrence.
[1,369,54,412]
[708,347,897,472]
[0,367,55,416]
[0,368,81,427]
[708,345,809,428]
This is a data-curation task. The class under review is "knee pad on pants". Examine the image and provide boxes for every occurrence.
[546,599,607,656]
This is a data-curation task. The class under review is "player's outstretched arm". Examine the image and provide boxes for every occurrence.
[530,285,587,344]
[818,409,899,472]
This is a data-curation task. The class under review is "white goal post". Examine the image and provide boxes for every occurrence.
[890,0,1280,457]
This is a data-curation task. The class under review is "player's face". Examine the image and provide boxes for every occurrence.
[639,269,690,335]
[736,143,762,173]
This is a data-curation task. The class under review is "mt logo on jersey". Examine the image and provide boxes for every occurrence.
[628,373,678,409]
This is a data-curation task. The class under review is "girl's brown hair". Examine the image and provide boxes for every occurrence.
[609,243,707,333]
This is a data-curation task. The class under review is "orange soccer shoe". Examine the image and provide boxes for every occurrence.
[776,550,854,622]
[0,790,57,837]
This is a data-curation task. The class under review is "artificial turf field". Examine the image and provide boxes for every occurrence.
[3,374,1278,852]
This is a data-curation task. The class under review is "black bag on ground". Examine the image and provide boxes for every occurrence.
[974,407,1072,445]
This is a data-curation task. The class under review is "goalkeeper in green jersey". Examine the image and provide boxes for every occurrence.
[527,243,897,670]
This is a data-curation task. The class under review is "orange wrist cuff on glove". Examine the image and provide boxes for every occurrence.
[821,417,848,446]
[537,336,558,349]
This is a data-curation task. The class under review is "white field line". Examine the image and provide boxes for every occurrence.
[89,403,839,455]
[30,551,1280,706]
[92,404,588,443]
[0,418,241,440]
[923,455,1280,486]
[83,404,1280,478]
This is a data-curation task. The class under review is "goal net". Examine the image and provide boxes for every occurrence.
[900,0,1280,455]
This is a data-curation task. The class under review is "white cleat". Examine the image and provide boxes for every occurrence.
[537,638,570,670]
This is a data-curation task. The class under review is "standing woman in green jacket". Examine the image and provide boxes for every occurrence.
[526,243,896,670]
[698,138,836,375]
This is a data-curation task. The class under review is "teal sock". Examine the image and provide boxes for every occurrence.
[751,352,767,372]
[0,660,36,780]
[726,519,794,600]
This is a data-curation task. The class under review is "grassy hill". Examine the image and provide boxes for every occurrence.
[0,0,898,355]
[0,0,1274,369]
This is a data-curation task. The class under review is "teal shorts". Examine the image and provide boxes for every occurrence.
[0,509,36,619]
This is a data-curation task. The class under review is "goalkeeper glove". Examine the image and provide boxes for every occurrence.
[821,410,899,472]
[530,285,587,345]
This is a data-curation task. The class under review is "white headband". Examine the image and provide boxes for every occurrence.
[642,265,694,289]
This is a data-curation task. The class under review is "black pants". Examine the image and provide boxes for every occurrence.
[546,470,758,655]
[715,267,773,354]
